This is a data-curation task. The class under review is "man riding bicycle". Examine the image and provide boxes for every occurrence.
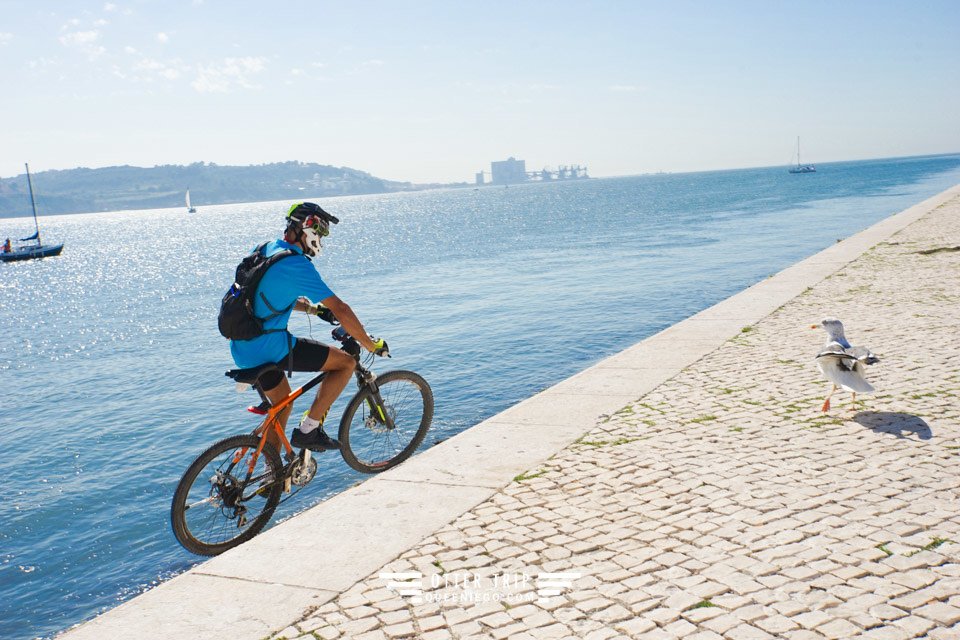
[229,202,387,452]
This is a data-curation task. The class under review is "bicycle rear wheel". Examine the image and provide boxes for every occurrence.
[338,370,433,473]
[170,434,283,556]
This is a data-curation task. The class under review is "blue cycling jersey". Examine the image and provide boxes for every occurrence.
[230,239,335,368]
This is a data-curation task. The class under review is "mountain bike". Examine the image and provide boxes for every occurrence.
[170,328,433,556]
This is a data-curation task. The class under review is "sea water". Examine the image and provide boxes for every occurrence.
[2,154,960,639]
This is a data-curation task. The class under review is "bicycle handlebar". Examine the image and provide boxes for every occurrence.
[331,327,389,358]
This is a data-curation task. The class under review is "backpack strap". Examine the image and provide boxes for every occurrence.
[252,249,302,328]
[251,247,307,377]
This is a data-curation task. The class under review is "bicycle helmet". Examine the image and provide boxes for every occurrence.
[286,202,339,257]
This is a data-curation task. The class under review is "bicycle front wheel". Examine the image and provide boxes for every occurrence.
[338,370,434,473]
[170,434,283,556]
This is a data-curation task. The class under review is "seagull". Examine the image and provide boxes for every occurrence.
[812,317,880,412]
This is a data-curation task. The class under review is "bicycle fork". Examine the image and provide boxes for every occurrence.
[366,386,396,430]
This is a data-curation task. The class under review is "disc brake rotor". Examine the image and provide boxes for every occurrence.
[289,456,317,486]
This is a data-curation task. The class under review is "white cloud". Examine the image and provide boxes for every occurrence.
[156,32,169,44]
[0,32,12,46]
[104,2,117,11]
[94,19,109,26]
[28,57,60,70]
[60,30,98,46]
[124,45,138,54]
[122,56,187,83]
[136,58,165,71]
[192,56,266,93]
[59,29,106,59]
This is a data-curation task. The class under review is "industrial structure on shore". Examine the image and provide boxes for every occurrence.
[475,157,589,185]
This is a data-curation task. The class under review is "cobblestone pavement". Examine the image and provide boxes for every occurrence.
[273,197,960,639]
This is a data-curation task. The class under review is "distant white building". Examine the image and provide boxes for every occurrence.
[491,157,527,185]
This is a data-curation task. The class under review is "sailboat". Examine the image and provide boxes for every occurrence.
[0,163,64,263]
[788,137,816,174]
[186,189,197,213]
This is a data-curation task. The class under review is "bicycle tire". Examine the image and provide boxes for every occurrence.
[171,434,283,556]
[338,370,433,474]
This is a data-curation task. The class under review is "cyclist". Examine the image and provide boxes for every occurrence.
[230,202,387,452]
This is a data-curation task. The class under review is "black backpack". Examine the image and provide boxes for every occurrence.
[218,242,302,340]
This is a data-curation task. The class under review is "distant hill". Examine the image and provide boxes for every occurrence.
[0,161,424,217]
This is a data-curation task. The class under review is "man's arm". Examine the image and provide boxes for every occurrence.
[321,295,379,353]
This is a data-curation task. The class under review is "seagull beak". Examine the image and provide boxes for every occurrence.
[810,324,819,330]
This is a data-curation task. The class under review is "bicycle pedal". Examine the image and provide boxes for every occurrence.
[283,477,292,493]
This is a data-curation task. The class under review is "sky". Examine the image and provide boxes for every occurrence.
[1,0,958,183]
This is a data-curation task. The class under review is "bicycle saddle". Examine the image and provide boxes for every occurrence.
[225,363,282,385]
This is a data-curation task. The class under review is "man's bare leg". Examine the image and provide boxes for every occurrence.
[307,348,356,423]
[263,378,293,452]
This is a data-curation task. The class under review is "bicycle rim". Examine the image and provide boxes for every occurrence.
[171,434,282,556]
[338,370,433,473]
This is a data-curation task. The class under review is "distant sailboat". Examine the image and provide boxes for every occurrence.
[1,163,64,263]
[789,137,816,174]
[186,189,197,213]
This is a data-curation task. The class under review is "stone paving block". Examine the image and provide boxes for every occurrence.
[313,627,342,640]
[784,632,828,640]
[614,617,657,635]
[891,614,937,636]
[755,614,800,634]
[914,601,960,626]
[339,617,380,636]
[816,617,861,639]
[861,626,911,640]
[725,623,776,640]
[273,625,301,639]
[582,628,619,640]
[663,618,698,637]
[794,610,833,630]
[377,609,409,626]
[381,621,415,638]
[491,623,530,639]
[702,613,742,634]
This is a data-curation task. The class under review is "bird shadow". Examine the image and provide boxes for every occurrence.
[853,412,932,440]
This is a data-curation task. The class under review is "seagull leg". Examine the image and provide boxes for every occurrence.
[851,391,857,411]
[821,384,837,413]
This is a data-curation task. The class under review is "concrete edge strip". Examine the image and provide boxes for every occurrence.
[59,183,960,639]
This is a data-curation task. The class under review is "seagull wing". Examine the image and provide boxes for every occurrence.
[846,345,880,365]
[815,341,876,393]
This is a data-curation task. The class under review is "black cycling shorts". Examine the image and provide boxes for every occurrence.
[259,338,330,392]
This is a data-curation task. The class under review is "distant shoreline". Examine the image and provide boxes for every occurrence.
[0,160,471,219]
[3,151,959,220]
